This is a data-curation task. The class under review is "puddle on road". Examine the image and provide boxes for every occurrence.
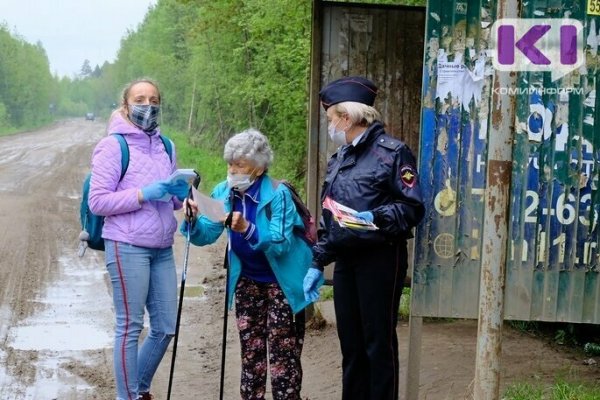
[183,285,205,298]
[1,251,113,399]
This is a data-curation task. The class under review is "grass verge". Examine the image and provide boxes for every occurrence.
[503,380,600,399]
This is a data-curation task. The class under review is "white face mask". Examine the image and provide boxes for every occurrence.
[328,120,347,147]
[227,173,255,192]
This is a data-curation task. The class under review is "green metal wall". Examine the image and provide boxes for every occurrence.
[413,0,600,323]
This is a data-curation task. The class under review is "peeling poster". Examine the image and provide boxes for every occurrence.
[436,60,486,112]
[436,61,466,103]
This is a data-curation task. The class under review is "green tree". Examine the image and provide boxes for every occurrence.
[0,25,54,130]
[80,59,93,78]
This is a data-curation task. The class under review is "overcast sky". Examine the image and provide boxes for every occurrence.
[1,0,157,78]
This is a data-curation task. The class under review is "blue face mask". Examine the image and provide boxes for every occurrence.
[128,104,160,133]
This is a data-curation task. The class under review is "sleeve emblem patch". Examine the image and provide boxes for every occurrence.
[400,165,417,188]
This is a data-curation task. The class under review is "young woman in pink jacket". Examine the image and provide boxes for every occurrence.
[89,78,188,400]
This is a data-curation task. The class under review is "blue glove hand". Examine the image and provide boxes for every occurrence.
[141,181,169,202]
[303,267,324,303]
[168,179,190,201]
[354,211,374,223]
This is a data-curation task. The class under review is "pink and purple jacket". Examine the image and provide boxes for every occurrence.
[88,114,182,249]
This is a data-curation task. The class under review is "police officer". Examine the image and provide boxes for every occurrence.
[303,76,425,400]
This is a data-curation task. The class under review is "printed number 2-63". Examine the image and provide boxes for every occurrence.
[524,190,590,225]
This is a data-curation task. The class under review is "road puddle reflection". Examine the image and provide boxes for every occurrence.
[2,251,113,398]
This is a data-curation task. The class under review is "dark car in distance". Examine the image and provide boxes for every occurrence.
[85,112,95,121]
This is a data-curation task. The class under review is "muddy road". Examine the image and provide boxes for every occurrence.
[0,119,597,399]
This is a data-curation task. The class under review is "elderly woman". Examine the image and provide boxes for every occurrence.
[182,128,316,400]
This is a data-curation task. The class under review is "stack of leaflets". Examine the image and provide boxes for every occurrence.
[322,196,378,231]
[158,168,197,201]
[169,168,197,184]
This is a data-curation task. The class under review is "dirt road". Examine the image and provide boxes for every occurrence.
[0,120,597,400]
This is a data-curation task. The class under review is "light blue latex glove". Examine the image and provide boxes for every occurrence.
[354,211,374,223]
[168,179,190,201]
[141,181,169,202]
[303,267,324,303]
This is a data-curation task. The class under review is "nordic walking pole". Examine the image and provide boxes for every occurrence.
[219,189,235,400]
[167,172,201,400]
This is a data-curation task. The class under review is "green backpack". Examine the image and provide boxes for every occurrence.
[78,134,172,255]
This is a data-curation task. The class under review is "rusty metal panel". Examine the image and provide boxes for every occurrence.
[413,0,494,318]
[504,1,600,324]
[413,0,600,324]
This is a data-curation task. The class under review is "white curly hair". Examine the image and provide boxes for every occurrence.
[223,128,274,169]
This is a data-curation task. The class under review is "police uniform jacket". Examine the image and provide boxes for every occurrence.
[313,121,425,267]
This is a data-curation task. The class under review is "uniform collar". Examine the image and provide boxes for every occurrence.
[337,129,366,157]
[351,129,366,146]
[353,121,385,149]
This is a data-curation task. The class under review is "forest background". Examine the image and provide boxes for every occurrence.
[0,0,424,192]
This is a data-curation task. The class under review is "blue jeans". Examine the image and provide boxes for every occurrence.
[105,240,178,400]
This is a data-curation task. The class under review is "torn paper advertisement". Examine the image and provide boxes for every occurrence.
[436,58,486,113]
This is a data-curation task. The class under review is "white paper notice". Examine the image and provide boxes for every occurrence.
[191,186,226,223]
[436,59,486,113]
[436,61,466,103]
[462,57,486,113]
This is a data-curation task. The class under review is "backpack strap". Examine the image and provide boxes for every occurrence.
[264,179,299,219]
[112,134,173,182]
[160,135,173,162]
[114,134,129,182]
[265,178,282,220]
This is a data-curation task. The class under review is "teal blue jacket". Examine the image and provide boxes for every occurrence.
[182,175,315,314]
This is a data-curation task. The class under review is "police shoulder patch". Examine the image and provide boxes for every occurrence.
[400,165,417,188]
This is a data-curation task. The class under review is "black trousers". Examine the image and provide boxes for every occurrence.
[333,241,408,400]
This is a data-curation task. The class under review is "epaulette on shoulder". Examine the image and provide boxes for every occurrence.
[376,136,402,151]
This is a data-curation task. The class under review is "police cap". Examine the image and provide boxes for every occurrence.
[319,76,378,110]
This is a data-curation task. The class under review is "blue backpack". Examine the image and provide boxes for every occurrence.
[78,134,172,255]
